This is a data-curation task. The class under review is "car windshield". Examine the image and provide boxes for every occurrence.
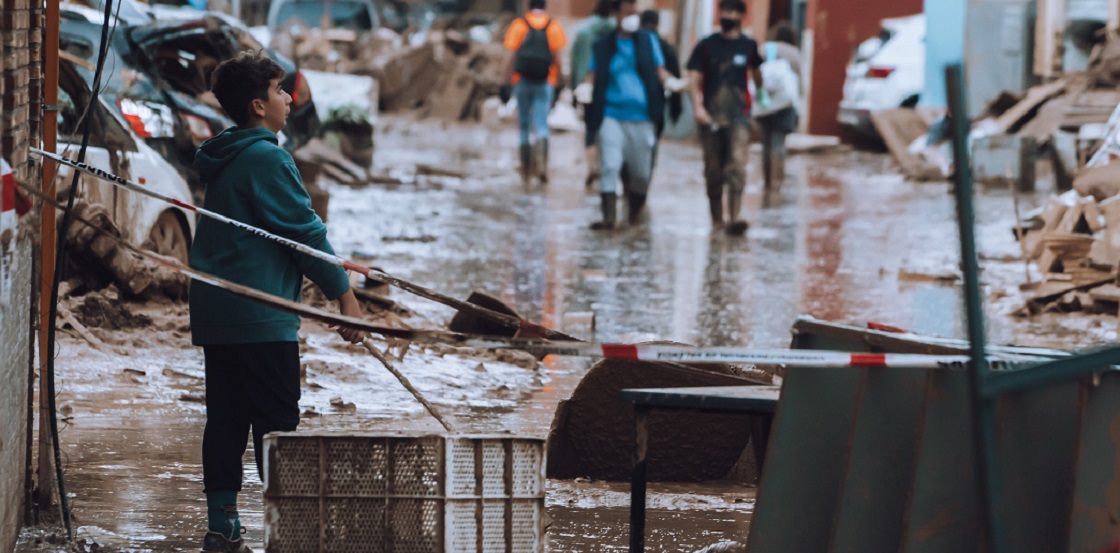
[275,1,374,30]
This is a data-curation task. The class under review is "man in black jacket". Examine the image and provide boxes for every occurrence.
[687,0,765,235]
[574,0,687,230]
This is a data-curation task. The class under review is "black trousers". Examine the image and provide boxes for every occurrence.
[202,342,301,493]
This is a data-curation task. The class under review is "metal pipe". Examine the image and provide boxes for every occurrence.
[37,0,62,514]
[946,63,1006,553]
[984,346,1120,397]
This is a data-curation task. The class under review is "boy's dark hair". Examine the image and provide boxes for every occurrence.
[639,9,659,28]
[593,0,612,17]
[528,0,545,10]
[718,0,746,13]
[210,50,285,127]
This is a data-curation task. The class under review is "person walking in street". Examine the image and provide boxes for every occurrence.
[686,0,765,235]
[640,9,683,128]
[190,51,367,553]
[570,0,615,189]
[756,21,801,198]
[639,8,683,189]
[576,0,687,230]
[503,0,567,186]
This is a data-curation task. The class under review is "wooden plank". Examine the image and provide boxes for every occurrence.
[1028,277,1114,312]
[1089,284,1120,303]
[992,381,1080,553]
[1068,372,1120,553]
[869,109,941,180]
[618,386,781,413]
[1041,196,1072,232]
[747,367,861,553]
[900,371,982,553]
[828,368,928,553]
[995,79,1068,134]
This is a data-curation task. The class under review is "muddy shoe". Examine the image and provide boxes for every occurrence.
[202,529,252,553]
[590,192,617,230]
[725,220,749,236]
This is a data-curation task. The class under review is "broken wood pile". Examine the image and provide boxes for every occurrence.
[1018,190,1120,314]
[270,24,510,122]
[64,201,188,300]
[879,32,1120,185]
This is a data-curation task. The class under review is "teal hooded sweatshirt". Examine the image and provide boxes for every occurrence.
[188,127,350,345]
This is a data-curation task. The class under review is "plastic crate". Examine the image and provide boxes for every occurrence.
[262,432,546,553]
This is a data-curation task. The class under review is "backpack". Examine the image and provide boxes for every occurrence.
[514,17,553,82]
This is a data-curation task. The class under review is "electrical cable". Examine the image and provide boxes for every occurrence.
[42,0,116,539]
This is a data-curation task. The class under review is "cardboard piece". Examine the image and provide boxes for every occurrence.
[869,109,942,180]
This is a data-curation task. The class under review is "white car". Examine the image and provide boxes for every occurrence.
[55,57,195,263]
[838,14,925,135]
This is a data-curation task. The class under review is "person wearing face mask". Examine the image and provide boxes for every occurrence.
[574,0,689,230]
[686,0,765,236]
[570,0,616,190]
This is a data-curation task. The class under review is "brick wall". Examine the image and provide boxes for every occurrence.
[0,0,40,547]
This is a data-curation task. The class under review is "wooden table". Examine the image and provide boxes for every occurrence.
[617,385,781,553]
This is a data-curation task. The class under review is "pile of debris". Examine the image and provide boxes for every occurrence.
[64,201,189,300]
[1017,184,1120,315]
[876,29,1120,184]
[1005,30,1120,315]
[270,23,510,122]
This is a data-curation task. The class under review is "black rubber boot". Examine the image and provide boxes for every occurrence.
[537,138,550,184]
[708,193,724,228]
[627,193,647,225]
[590,193,617,230]
[726,191,748,236]
[519,144,534,186]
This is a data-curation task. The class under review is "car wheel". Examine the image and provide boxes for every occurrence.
[145,211,190,264]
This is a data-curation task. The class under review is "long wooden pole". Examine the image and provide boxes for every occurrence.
[36,0,60,511]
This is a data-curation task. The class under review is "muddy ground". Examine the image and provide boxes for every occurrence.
[17,113,1116,552]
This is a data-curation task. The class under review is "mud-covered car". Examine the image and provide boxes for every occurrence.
[59,2,319,194]
[56,56,196,263]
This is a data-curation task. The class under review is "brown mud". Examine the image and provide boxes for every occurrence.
[19,114,1114,552]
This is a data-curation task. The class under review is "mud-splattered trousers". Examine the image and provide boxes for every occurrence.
[698,119,752,199]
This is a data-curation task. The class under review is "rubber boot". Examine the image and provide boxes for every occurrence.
[726,191,749,236]
[590,193,617,230]
[708,193,724,229]
[627,193,647,225]
[519,144,534,186]
[537,138,550,185]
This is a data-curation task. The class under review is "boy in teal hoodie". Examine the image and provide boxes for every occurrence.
[189,51,367,553]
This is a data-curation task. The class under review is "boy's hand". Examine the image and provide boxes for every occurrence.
[336,290,369,344]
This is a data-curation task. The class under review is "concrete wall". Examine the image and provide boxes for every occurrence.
[0,0,41,547]
[922,0,966,108]
[804,0,923,135]
[965,0,1034,118]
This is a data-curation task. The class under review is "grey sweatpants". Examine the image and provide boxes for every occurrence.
[598,117,656,195]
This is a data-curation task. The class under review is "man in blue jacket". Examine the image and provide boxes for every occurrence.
[189,51,367,553]
[575,0,687,230]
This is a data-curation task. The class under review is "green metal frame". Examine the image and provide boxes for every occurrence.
[945,63,1118,553]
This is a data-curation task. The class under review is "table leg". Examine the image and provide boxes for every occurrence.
[630,406,649,553]
[750,414,773,478]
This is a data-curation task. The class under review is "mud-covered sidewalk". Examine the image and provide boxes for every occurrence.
[19,114,1115,552]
